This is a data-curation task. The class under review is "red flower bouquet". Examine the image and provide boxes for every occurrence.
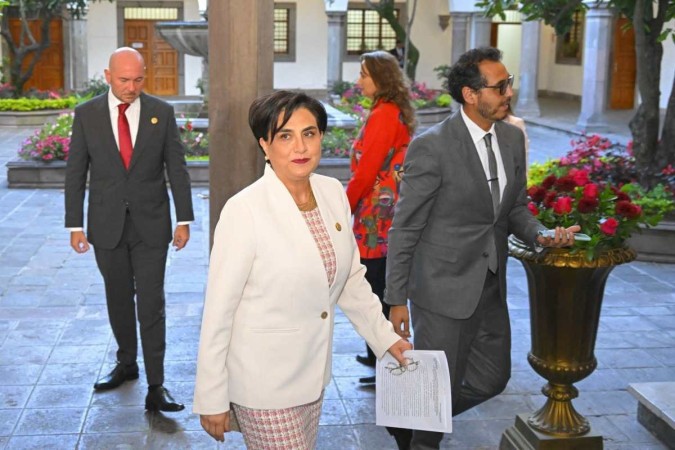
[527,135,674,260]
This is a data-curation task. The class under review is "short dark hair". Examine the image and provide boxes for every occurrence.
[248,90,328,153]
[447,47,502,105]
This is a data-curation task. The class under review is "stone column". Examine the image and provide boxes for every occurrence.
[450,13,471,65]
[62,16,88,92]
[576,4,614,130]
[208,1,273,246]
[326,11,346,91]
[516,20,541,117]
[469,13,492,49]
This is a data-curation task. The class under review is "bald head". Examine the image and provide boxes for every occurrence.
[105,47,146,103]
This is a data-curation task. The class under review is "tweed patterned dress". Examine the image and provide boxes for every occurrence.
[231,205,335,449]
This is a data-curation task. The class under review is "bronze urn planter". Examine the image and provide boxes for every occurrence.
[501,237,636,449]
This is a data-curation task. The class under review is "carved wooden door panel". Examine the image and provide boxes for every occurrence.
[124,20,178,96]
[8,18,64,91]
[610,17,636,110]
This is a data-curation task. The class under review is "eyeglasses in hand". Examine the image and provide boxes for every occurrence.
[385,358,419,376]
[481,74,514,96]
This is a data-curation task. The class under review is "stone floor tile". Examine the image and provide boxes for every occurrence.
[5,433,79,450]
[83,406,151,433]
[26,384,92,409]
[147,429,219,449]
[163,360,198,383]
[47,345,107,365]
[78,432,149,449]
[471,394,535,420]
[332,354,376,378]
[38,363,101,386]
[14,407,85,435]
[333,376,376,400]
[3,327,61,347]
[89,382,146,408]
[320,399,350,426]
[317,425,361,450]
[323,379,341,400]
[352,424,398,450]
[606,413,669,446]
[342,398,376,425]
[595,348,664,369]
[0,385,33,409]
[0,408,21,436]
[0,365,43,386]
[0,345,52,366]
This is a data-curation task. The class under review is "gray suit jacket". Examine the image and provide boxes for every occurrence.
[64,92,194,249]
[384,112,543,319]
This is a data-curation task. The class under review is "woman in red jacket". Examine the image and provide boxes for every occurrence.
[347,51,416,362]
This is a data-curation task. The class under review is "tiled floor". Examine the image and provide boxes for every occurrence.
[1,103,673,449]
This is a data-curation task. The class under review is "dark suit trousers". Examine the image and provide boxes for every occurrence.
[410,271,511,449]
[94,212,168,386]
[362,257,390,359]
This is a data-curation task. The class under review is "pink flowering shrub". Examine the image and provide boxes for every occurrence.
[18,112,73,162]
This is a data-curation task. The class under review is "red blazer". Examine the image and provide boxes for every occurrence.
[346,100,410,259]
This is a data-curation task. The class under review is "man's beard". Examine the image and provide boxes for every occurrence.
[477,99,509,122]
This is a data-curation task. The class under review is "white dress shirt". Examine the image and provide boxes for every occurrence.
[460,106,507,201]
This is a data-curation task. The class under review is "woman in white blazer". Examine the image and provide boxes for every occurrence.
[194,91,411,448]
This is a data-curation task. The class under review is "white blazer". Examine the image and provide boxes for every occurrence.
[193,166,400,414]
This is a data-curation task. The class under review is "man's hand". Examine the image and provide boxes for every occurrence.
[70,231,90,253]
[536,225,581,248]
[389,305,411,339]
[200,411,230,442]
[387,339,413,366]
[173,224,190,250]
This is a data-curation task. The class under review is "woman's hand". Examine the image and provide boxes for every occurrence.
[387,339,413,366]
[200,411,231,442]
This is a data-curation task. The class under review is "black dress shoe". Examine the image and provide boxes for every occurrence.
[355,354,376,367]
[94,362,139,391]
[359,375,376,384]
[145,386,185,412]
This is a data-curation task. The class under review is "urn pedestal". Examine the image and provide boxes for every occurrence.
[500,238,636,450]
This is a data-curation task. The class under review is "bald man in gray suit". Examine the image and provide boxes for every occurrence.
[384,47,578,449]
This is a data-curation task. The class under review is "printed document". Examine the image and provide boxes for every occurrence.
[375,350,452,433]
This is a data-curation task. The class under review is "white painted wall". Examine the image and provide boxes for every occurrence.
[659,19,674,109]
[538,25,583,96]
[274,0,328,89]
[496,23,521,90]
[183,1,203,95]
[86,1,118,81]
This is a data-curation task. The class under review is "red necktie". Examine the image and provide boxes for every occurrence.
[117,103,133,169]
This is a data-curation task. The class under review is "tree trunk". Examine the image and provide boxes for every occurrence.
[367,0,419,80]
[629,0,664,187]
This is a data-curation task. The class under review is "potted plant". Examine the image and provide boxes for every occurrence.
[504,134,673,442]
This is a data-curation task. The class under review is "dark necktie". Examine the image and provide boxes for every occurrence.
[484,133,499,273]
[484,133,500,214]
[118,103,133,169]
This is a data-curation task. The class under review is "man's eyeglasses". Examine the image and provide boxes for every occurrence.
[385,358,419,376]
[481,74,514,96]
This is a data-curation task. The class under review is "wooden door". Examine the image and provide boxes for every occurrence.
[124,20,178,96]
[609,17,636,109]
[8,18,64,91]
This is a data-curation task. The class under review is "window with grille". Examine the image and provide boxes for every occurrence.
[346,7,398,56]
[274,4,296,62]
[124,8,178,20]
[556,10,584,65]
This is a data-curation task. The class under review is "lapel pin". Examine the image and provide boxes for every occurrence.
[151,117,158,124]
[335,223,342,231]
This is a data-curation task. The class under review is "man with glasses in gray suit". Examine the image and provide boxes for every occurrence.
[384,47,579,449]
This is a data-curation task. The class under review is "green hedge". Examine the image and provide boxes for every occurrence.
[0,97,79,111]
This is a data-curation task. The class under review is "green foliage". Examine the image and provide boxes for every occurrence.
[322,127,358,158]
[179,118,209,157]
[0,97,79,111]
[330,80,354,97]
[77,76,109,98]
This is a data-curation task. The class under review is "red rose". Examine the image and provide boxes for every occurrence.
[555,175,577,192]
[600,217,619,236]
[553,196,573,215]
[582,183,599,200]
[615,200,642,219]
[569,168,590,186]
[542,175,557,189]
[527,202,539,216]
[527,186,547,203]
[543,191,557,208]
[578,197,599,213]
[616,192,631,202]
